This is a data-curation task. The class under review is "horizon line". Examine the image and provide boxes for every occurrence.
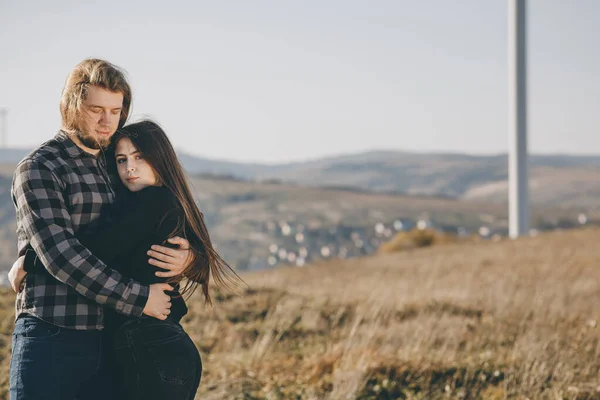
[1,145,599,166]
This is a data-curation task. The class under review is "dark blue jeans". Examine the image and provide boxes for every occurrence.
[111,318,201,400]
[9,315,114,400]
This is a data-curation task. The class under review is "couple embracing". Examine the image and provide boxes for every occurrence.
[8,58,237,399]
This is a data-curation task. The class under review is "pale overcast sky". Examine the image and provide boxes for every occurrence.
[0,0,598,163]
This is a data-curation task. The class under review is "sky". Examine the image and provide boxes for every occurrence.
[0,0,598,164]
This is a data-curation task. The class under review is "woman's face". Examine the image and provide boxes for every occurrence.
[115,137,160,192]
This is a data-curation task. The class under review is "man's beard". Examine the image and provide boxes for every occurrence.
[77,131,110,150]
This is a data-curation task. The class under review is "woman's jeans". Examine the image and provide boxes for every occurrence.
[111,318,202,400]
[9,315,114,400]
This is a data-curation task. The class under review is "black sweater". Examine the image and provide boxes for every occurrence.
[25,185,189,327]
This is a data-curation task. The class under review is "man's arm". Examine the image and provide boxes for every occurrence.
[12,159,149,316]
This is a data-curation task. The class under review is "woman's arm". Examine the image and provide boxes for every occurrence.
[79,187,178,265]
[130,206,187,285]
[26,186,178,274]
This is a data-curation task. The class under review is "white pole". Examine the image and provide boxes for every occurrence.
[508,0,529,238]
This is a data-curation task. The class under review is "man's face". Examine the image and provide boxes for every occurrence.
[78,86,124,150]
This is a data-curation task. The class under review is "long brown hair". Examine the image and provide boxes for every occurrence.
[60,59,132,133]
[113,120,242,304]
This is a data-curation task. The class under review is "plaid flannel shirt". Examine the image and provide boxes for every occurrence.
[12,131,149,330]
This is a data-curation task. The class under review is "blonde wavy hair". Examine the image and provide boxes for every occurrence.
[60,59,132,134]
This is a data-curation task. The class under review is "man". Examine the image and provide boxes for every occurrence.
[9,59,193,399]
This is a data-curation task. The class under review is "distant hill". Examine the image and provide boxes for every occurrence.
[3,147,599,209]
[0,167,597,276]
[260,151,600,209]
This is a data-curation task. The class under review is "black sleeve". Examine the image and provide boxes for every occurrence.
[25,186,178,273]
[132,206,186,286]
[155,208,186,248]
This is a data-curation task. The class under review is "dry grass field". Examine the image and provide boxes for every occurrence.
[0,227,599,399]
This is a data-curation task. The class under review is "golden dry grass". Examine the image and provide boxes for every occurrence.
[378,228,459,252]
[1,227,599,399]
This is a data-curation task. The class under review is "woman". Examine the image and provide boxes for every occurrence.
[11,120,238,399]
